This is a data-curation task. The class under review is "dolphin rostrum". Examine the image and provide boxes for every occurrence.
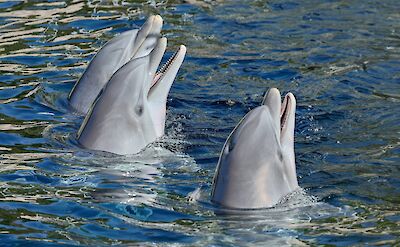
[68,15,163,115]
[211,88,299,209]
[77,33,187,155]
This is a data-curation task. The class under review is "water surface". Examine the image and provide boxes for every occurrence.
[0,0,399,245]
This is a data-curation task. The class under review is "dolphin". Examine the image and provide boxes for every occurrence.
[68,15,163,115]
[76,35,187,155]
[211,88,299,209]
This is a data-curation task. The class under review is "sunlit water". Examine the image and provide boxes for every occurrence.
[0,0,399,245]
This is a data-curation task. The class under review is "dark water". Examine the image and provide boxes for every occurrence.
[0,0,399,245]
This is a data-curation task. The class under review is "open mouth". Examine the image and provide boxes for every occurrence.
[150,45,185,91]
[280,94,291,132]
[262,88,295,134]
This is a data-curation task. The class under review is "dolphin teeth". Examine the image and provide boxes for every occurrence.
[151,47,181,88]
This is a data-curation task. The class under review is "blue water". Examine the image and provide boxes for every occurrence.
[0,0,399,245]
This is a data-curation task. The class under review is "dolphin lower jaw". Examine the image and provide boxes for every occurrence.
[147,45,186,137]
[148,45,186,100]
[148,106,166,138]
[280,93,296,143]
[283,151,299,192]
[151,46,183,89]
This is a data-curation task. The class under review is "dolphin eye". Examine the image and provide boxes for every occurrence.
[224,139,234,154]
[224,143,230,154]
[135,105,144,116]
[277,150,283,162]
[228,141,234,152]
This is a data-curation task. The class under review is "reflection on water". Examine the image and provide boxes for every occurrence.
[0,0,399,245]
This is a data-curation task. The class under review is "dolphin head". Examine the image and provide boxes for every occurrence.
[77,35,186,155]
[68,15,164,115]
[211,88,299,209]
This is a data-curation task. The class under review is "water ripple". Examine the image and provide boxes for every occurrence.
[0,0,399,245]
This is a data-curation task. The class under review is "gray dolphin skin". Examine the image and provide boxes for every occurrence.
[211,88,299,209]
[76,21,186,155]
[68,15,164,115]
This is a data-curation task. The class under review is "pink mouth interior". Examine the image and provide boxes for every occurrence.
[152,74,162,86]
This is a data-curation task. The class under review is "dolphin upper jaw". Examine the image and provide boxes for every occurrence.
[77,22,186,155]
[132,15,163,59]
[211,88,299,209]
[68,15,163,115]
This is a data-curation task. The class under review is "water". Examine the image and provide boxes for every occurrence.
[0,0,399,245]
